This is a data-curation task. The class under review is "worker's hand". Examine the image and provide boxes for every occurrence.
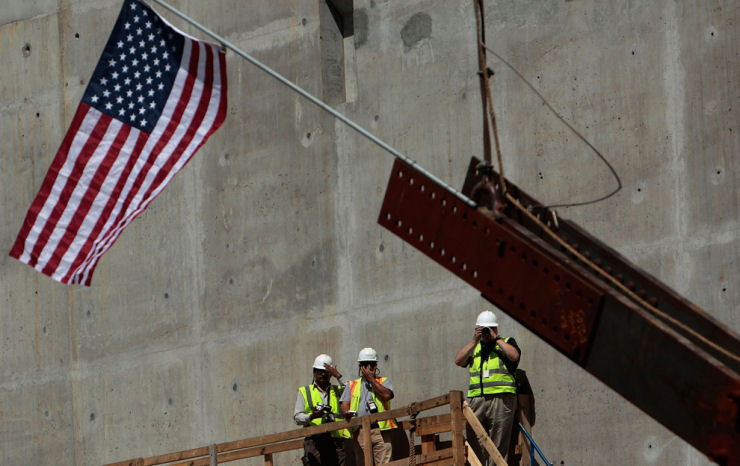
[343,410,356,422]
[310,406,324,419]
[491,327,499,339]
[324,363,342,380]
[360,365,376,381]
[473,326,484,341]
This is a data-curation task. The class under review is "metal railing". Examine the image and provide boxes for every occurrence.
[518,422,552,466]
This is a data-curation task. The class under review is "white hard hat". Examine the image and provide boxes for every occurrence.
[357,347,378,362]
[312,354,333,370]
[476,310,498,328]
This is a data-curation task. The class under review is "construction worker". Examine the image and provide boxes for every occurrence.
[294,354,351,465]
[340,347,396,464]
[455,310,521,465]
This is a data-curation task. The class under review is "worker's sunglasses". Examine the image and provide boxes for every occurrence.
[360,362,377,367]
[313,368,328,374]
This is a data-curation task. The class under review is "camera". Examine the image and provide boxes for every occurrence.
[367,400,378,414]
[316,403,334,422]
[481,327,491,336]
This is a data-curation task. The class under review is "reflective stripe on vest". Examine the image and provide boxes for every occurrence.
[299,384,351,438]
[467,340,516,397]
[348,378,397,430]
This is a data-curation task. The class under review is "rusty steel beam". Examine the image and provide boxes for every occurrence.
[377,157,739,465]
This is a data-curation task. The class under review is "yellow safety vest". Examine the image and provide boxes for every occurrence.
[298,384,351,439]
[467,340,517,397]
[348,378,397,430]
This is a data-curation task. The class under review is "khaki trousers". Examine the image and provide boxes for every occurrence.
[466,393,517,466]
[354,427,392,464]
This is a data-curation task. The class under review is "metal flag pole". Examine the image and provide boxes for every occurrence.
[148,0,475,208]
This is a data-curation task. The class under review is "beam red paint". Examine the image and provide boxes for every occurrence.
[378,157,739,465]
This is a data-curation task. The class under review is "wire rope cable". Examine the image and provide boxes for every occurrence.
[480,41,622,209]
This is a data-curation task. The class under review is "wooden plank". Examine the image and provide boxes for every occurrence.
[216,393,451,453]
[423,459,455,466]
[417,414,452,436]
[462,402,507,466]
[138,447,210,465]
[168,457,210,466]
[167,439,305,466]
[105,392,455,466]
[450,391,465,466]
[217,439,304,463]
[518,405,533,466]
[466,441,484,466]
[216,423,345,452]
[436,440,452,450]
[397,413,451,435]
[361,416,373,466]
[385,447,453,466]
[103,460,144,466]
[421,434,436,454]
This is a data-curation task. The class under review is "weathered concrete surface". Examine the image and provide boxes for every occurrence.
[0,0,737,465]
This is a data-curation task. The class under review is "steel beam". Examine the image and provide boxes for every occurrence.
[378,157,739,465]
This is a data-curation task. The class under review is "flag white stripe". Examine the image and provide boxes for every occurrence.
[51,126,142,281]
[78,41,221,284]
[10,0,227,285]
[73,39,201,282]
[83,42,225,281]
[36,119,125,269]
[19,109,102,264]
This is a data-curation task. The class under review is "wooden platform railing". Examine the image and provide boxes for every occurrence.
[103,391,512,466]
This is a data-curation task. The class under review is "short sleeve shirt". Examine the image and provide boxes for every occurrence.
[339,378,394,417]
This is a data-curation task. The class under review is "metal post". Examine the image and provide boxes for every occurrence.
[148,0,475,208]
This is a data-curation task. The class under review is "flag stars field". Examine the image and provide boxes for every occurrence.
[10,0,227,285]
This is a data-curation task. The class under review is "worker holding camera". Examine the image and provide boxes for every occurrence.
[294,354,351,465]
[455,310,521,465]
[340,347,396,464]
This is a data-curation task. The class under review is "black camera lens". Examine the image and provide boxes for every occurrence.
[481,327,491,336]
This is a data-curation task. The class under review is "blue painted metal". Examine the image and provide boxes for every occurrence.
[518,422,552,466]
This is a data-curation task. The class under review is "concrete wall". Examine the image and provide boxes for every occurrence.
[0,0,736,465]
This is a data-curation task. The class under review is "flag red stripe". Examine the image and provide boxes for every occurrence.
[138,43,215,210]
[194,48,228,152]
[41,124,133,277]
[61,130,149,284]
[11,12,228,285]
[72,40,202,282]
[78,41,215,284]
[10,105,90,259]
[27,113,113,268]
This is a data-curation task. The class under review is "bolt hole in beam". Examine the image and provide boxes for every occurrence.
[378,158,604,366]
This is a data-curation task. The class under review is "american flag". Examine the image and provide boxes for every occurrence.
[10,0,227,285]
